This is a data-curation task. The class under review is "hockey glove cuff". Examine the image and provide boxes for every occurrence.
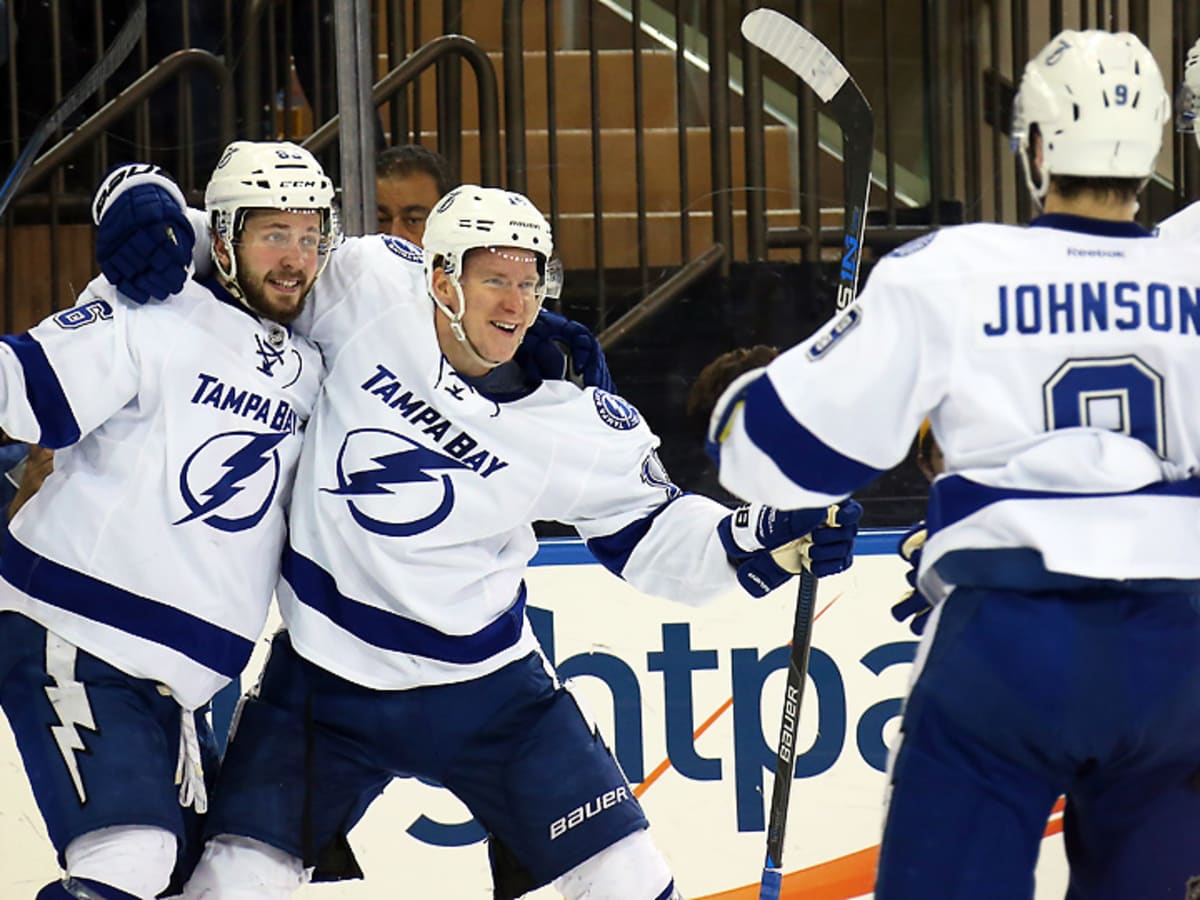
[93,164,194,304]
[718,500,862,597]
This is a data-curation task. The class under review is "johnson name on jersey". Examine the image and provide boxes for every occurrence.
[278,236,741,691]
[0,277,322,710]
[716,215,1200,602]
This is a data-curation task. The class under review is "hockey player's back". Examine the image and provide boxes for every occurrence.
[711,30,1200,900]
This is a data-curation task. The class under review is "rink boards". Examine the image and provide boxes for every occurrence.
[0,531,1068,897]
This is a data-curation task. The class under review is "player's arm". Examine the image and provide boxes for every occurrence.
[0,280,140,448]
[560,419,860,604]
[708,250,952,507]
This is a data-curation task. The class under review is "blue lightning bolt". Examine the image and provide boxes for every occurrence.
[176,432,287,524]
[325,445,468,496]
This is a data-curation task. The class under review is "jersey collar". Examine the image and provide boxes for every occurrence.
[199,274,294,335]
[1029,213,1153,238]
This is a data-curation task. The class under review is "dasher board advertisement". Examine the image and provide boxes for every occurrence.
[0,532,1068,897]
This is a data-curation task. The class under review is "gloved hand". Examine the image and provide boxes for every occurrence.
[515,309,616,392]
[718,499,863,598]
[92,164,194,304]
[891,521,932,635]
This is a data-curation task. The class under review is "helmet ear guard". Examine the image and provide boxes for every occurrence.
[1011,30,1170,207]
[1178,38,1200,150]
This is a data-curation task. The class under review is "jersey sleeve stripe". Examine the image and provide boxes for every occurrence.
[282,547,527,664]
[928,472,1200,534]
[0,333,81,448]
[743,373,883,494]
[0,534,254,677]
[584,495,681,577]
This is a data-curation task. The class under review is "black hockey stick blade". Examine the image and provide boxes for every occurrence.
[0,0,146,218]
[741,7,874,310]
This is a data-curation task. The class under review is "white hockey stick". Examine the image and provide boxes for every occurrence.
[741,9,873,900]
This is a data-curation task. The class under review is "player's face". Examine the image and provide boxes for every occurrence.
[376,172,442,246]
[231,210,323,324]
[434,247,541,375]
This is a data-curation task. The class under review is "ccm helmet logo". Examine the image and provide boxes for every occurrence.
[279,180,319,188]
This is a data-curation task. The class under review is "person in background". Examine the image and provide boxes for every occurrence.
[375,144,455,246]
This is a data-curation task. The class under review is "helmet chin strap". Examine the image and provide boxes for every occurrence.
[432,274,504,371]
[212,235,257,313]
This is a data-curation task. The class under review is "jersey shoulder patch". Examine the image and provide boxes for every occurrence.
[382,234,424,263]
[592,390,641,430]
[887,230,938,258]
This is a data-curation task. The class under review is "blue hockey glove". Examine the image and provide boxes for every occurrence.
[891,521,932,635]
[515,309,616,392]
[718,499,863,597]
[92,164,194,304]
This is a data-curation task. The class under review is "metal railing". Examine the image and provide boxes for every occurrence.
[2,0,1198,327]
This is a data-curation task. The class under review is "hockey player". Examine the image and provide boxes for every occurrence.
[1157,35,1200,239]
[0,141,332,899]
[709,30,1200,899]
[94,181,861,898]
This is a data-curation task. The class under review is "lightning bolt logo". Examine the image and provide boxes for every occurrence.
[44,634,96,804]
[176,431,287,532]
[325,443,467,495]
[324,429,468,537]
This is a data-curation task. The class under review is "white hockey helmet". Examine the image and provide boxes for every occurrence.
[205,140,338,292]
[1177,37,1200,149]
[1011,30,1169,203]
[422,185,562,368]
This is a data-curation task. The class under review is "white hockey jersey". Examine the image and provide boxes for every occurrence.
[1157,200,1200,240]
[0,277,322,709]
[280,235,741,690]
[716,214,1200,601]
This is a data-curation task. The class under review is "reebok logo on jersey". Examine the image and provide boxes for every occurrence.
[549,785,631,840]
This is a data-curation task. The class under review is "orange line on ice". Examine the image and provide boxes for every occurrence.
[634,593,844,800]
[692,811,1065,900]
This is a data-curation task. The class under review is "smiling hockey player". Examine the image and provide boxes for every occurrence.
[93,181,861,899]
[0,140,331,900]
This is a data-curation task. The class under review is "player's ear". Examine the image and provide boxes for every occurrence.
[213,233,233,271]
[1030,125,1045,176]
[430,266,460,312]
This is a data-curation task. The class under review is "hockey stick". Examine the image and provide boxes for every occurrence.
[740,9,873,899]
[0,0,147,218]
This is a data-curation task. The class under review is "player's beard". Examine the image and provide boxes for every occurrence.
[238,264,315,325]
